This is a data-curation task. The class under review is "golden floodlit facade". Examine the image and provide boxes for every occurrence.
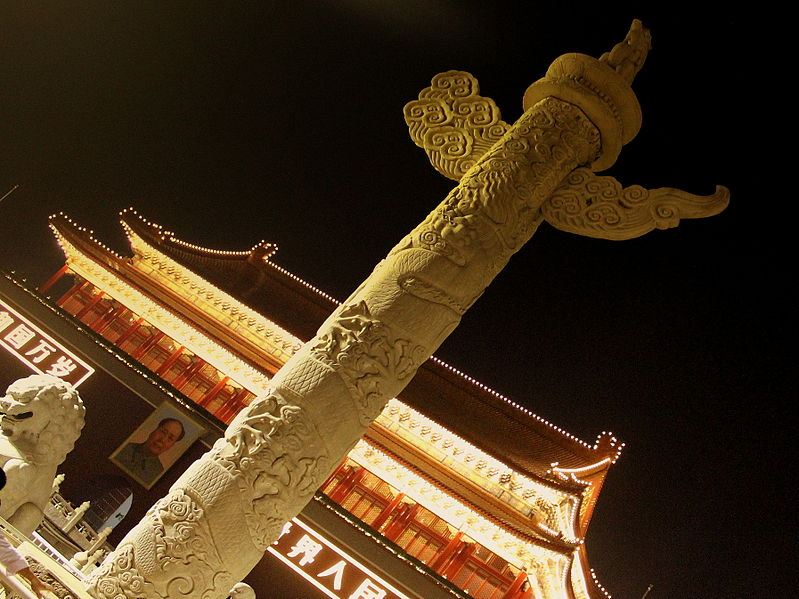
[34,208,623,599]
[0,20,728,599]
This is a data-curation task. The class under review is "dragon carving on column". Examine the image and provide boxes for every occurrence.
[86,20,727,599]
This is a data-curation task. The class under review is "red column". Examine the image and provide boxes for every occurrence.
[156,346,186,377]
[39,265,69,294]
[441,541,475,580]
[171,357,207,391]
[429,531,465,573]
[327,466,365,504]
[215,387,252,423]
[383,502,420,542]
[131,330,166,360]
[56,279,87,307]
[88,301,123,331]
[501,570,530,599]
[74,290,106,321]
[115,317,145,348]
[93,304,128,335]
[371,492,406,532]
[321,459,349,491]
[199,376,230,408]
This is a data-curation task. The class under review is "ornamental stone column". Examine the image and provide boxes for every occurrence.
[86,21,727,599]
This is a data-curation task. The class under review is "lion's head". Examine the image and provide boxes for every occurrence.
[1,374,85,465]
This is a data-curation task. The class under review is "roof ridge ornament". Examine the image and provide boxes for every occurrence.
[598,18,652,86]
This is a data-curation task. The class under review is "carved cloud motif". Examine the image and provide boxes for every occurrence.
[544,168,730,240]
[404,71,510,181]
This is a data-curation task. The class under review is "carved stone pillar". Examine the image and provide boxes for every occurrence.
[86,21,726,599]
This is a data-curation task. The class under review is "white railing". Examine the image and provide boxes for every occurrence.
[31,533,86,579]
[1,518,93,599]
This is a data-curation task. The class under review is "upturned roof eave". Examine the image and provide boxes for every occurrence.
[95,210,623,475]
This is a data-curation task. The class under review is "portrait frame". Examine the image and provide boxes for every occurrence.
[110,402,203,489]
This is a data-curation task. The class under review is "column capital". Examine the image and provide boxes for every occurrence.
[524,20,650,171]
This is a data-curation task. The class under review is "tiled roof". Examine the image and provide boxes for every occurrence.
[116,210,621,481]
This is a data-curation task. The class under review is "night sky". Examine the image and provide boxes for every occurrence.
[1,3,788,598]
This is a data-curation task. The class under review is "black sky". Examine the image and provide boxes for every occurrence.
[1,3,789,598]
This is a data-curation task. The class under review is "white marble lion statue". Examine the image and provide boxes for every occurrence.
[0,374,85,536]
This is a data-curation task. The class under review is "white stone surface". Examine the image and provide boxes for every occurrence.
[0,375,85,537]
